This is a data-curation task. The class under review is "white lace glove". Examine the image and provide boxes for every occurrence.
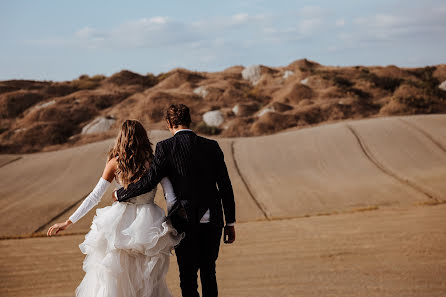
[69,178,111,223]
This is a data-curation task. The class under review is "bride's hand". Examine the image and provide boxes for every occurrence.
[47,220,72,236]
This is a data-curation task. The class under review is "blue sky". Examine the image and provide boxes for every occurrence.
[1,0,445,81]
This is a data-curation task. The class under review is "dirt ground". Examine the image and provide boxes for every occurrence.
[1,205,445,297]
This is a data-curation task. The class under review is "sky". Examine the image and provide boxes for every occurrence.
[1,0,445,81]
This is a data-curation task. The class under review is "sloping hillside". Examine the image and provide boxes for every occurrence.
[0,114,445,237]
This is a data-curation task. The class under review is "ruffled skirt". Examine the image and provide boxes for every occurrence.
[75,202,183,297]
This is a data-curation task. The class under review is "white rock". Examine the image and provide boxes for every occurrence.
[300,78,309,85]
[14,128,27,133]
[439,81,446,91]
[203,110,224,127]
[283,70,294,79]
[232,103,258,117]
[242,65,262,85]
[193,86,209,98]
[232,105,240,116]
[257,106,275,117]
[81,116,116,135]
[34,100,56,110]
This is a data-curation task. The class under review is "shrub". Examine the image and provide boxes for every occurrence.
[6,122,76,153]
[408,66,437,82]
[394,96,434,112]
[90,74,106,81]
[193,121,221,135]
[348,88,370,99]
[375,76,403,91]
[146,73,159,86]
[71,75,102,90]
[393,83,436,113]
[90,93,129,110]
[243,86,271,106]
[44,83,78,97]
[156,72,171,83]
[359,72,402,91]
[0,91,45,118]
[332,76,353,88]
[361,68,370,74]
[250,112,297,135]
[407,66,445,98]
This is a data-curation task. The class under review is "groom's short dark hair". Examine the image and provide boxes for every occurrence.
[166,104,191,128]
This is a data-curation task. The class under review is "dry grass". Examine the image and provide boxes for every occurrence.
[1,61,446,153]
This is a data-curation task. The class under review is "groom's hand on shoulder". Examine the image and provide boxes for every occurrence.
[224,225,236,244]
[112,190,118,202]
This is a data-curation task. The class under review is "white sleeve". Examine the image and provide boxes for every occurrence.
[160,177,177,212]
[69,177,111,223]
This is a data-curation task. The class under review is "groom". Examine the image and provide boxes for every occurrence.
[113,104,236,297]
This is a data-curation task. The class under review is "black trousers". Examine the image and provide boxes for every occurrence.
[175,223,223,297]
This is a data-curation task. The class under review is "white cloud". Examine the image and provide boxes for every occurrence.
[28,11,325,51]
[353,14,405,29]
[146,16,168,25]
[345,6,446,46]
[298,18,323,35]
[373,14,403,28]
[353,17,368,25]
[25,5,446,67]
[232,13,249,24]
[299,6,324,18]
[75,17,204,49]
[32,13,277,51]
[327,45,338,52]
[226,13,267,27]
[294,5,326,36]
[335,19,345,27]
[75,27,96,39]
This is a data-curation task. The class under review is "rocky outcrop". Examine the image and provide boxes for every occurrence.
[203,110,224,127]
[242,65,262,85]
[193,86,209,98]
[81,116,116,134]
[283,70,294,79]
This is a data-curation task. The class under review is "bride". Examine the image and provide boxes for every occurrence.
[47,119,183,297]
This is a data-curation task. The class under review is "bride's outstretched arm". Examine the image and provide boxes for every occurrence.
[47,158,117,236]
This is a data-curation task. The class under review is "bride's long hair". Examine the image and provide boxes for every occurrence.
[108,120,153,188]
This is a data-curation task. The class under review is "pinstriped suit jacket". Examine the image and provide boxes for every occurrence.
[116,130,236,227]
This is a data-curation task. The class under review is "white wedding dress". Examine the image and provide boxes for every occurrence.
[73,178,183,297]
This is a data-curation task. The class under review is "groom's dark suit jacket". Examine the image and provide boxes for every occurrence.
[116,130,235,227]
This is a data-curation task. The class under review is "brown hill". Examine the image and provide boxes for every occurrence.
[1,60,446,153]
